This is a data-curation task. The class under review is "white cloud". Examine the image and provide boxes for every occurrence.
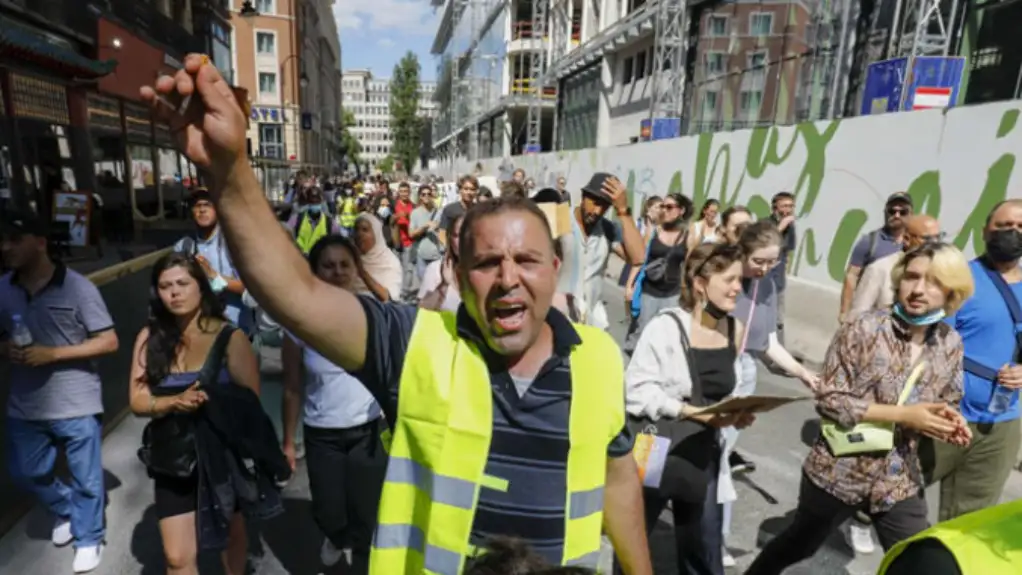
[377,37,396,48]
[334,0,440,34]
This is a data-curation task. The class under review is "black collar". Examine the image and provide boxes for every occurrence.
[455,303,583,363]
[11,261,67,294]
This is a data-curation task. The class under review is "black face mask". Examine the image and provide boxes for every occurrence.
[986,229,1022,262]
[703,300,728,321]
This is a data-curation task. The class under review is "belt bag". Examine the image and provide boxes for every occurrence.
[138,326,235,478]
[821,361,925,457]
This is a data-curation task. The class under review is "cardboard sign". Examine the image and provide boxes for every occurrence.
[687,395,809,417]
[538,201,571,238]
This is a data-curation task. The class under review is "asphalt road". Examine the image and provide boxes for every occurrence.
[1,279,1020,574]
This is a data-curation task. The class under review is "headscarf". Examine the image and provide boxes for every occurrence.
[351,213,402,300]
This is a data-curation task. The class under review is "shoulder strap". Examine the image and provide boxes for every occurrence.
[896,361,927,406]
[980,258,1022,362]
[197,325,236,388]
[865,230,880,266]
[663,311,705,405]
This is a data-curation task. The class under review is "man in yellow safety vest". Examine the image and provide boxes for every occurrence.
[288,186,338,255]
[877,498,1022,575]
[338,186,359,235]
[141,54,653,575]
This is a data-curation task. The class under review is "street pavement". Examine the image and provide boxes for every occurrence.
[1,279,1020,574]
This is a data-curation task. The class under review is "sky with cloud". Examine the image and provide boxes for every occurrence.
[334,0,442,82]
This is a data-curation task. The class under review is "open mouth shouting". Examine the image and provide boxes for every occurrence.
[490,298,529,333]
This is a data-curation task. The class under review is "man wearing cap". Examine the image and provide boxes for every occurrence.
[0,212,119,573]
[173,188,251,333]
[839,192,914,323]
[560,173,645,329]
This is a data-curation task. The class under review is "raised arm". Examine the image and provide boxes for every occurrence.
[141,55,369,371]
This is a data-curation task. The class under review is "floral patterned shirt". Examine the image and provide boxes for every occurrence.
[804,309,964,513]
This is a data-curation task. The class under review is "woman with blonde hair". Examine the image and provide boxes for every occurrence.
[746,242,975,574]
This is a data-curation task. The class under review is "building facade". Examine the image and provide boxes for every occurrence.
[230,0,343,199]
[0,0,231,227]
[342,69,438,171]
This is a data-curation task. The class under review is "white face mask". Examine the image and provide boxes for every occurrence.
[377,206,392,219]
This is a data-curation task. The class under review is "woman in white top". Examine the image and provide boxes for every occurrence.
[688,199,721,250]
[624,242,756,575]
[281,235,386,572]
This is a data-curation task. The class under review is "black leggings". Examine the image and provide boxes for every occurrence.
[745,475,929,575]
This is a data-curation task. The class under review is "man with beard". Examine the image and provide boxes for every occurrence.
[923,199,1022,521]
[141,54,652,575]
[560,172,645,329]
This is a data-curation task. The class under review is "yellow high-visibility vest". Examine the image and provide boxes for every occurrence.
[340,197,358,228]
[295,212,329,255]
[370,310,624,575]
[877,499,1022,574]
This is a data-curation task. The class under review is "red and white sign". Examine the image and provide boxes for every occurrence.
[912,86,953,110]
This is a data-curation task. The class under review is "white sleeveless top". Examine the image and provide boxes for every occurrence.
[694,221,719,244]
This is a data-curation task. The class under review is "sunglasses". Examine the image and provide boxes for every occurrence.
[887,207,911,216]
[662,203,682,211]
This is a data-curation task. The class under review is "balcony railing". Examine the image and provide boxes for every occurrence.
[510,79,557,99]
[513,21,550,41]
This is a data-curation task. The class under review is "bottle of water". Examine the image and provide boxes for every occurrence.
[10,314,33,349]
[988,385,1016,415]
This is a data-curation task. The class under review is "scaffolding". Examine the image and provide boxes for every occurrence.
[892,0,961,57]
[648,0,688,121]
[525,0,549,150]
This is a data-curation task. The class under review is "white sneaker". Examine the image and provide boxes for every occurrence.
[320,539,345,567]
[52,518,73,547]
[72,544,104,573]
[722,546,736,568]
[846,522,876,555]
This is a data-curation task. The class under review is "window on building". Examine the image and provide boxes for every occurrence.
[622,57,634,84]
[255,0,274,14]
[636,51,646,80]
[702,91,719,114]
[750,13,773,36]
[748,51,767,70]
[705,52,725,76]
[740,90,763,115]
[259,72,277,96]
[707,15,728,36]
[256,32,275,55]
[259,124,283,158]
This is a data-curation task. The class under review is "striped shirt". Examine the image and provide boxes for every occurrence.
[352,297,633,563]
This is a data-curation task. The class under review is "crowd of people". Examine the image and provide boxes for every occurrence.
[0,53,1020,575]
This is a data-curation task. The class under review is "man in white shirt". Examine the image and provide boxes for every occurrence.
[849,215,942,319]
[558,173,645,329]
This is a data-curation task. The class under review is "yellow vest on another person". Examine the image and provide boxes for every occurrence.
[295,212,329,255]
[369,310,624,575]
[877,498,1022,574]
[339,197,358,228]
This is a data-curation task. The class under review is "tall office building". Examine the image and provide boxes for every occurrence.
[342,69,438,171]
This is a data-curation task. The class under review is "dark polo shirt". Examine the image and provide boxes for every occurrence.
[0,264,114,420]
[352,297,632,563]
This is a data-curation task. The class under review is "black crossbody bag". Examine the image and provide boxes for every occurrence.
[138,326,236,479]
[627,312,718,502]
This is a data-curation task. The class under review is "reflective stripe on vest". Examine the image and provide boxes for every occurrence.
[296,213,329,255]
[340,198,358,228]
[369,310,624,575]
[877,499,1022,574]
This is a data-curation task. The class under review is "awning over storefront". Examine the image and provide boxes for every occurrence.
[0,15,117,78]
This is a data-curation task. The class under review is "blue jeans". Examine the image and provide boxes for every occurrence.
[6,415,105,545]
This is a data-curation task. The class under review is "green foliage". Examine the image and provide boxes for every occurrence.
[377,155,395,174]
[390,51,423,175]
[340,108,362,166]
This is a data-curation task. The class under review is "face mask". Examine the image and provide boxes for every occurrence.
[306,204,322,215]
[702,300,729,321]
[892,302,946,326]
[377,206,392,219]
[985,229,1022,262]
